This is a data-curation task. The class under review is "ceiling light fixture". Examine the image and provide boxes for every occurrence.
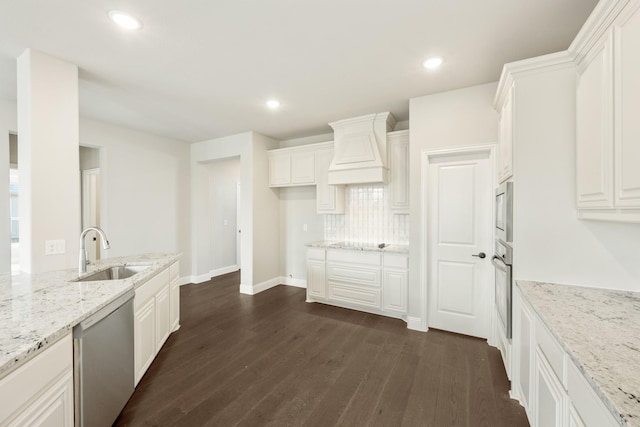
[423,57,443,70]
[266,99,280,110]
[108,10,143,30]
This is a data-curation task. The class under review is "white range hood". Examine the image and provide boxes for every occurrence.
[328,112,396,185]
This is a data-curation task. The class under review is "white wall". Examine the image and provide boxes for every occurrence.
[207,157,240,272]
[79,117,191,278]
[250,132,280,285]
[513,67,640,291]
[0,100,17,274]
[18,49,80,273]
[279,186,323,282]
[409,82,499,330]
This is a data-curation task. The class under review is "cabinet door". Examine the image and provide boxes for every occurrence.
[9,372,74,427]
[307,260,326,299]
[569,403,587,427]
[576,34,614,208]
[382,269,407,314]
[291,151,315,184]
[316,147,345,213]
[515,295,534,413]
[614,3,640,207]
[534,350,565,427]
[155,285,171,350]
[389,134,410,213]
[269,152,291,186]
[498,84,514,183]
[134,299,156,385]
[170,280,180,331]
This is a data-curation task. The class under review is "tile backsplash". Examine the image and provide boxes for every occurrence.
[324,184,409,245]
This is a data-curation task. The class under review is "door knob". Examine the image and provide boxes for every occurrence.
[472,252,486,259]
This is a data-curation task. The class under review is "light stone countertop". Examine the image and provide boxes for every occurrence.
[0,253,180,378]
[306,240,410,254]
[517,280,640,427]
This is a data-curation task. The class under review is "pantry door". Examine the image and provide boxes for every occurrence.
[426,147,493,339]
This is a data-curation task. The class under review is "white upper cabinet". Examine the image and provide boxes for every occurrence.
[388,130,410,213]
[614,2,640,208]
[268,147,315,187]
[315,145,345,214]
[576,33,614,209]
[498,83,514,183]
[575,0,640,221]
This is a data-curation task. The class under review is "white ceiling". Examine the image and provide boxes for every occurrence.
[0,0,599,142]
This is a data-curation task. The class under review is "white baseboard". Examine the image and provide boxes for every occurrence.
[177,277,192,286]
[407,316,428,332]
[189,272,213,284]
[239,276,282,295]
[282,276,307,288]
[211,265,239,278]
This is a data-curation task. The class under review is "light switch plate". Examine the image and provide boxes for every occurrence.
[45,239,66,255]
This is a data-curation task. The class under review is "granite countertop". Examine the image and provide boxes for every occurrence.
[306,240,410,254]
[0,253,180,378]
[517,281,640,427]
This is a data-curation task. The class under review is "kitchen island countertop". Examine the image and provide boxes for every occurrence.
[0,253,180,378]
[517,280,640,426]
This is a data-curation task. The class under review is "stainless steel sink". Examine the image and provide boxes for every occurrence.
[73,264,151,282]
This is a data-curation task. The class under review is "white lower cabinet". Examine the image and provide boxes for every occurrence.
[0,333,74,426]
[306,248,407,318]
[534,349,565,427]
[134,266,176,385]
[170,261,180,332]
[513,288,619,427]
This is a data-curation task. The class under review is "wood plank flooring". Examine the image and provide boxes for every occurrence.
[114,272,529,427]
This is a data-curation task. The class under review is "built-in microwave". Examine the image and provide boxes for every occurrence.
[496,182,513,243]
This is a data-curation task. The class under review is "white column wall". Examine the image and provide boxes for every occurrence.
[0,101,16,274]
[17,49,80,273]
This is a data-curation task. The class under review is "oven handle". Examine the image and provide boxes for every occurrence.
[491,255,509,272]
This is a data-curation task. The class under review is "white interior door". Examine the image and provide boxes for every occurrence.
[427,149,493,338]
[82,168,101,261]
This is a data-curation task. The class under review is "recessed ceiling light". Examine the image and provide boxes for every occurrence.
[423,57,443,70]
[108,10,143,30]
[266,99,280,110]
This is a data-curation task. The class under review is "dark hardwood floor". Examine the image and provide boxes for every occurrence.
[115,272,529,427]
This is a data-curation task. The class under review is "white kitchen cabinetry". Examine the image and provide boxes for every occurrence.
[576,0,640,221]
[134,267,172,385]
[497,83,514,183]
[512,288,619,427]
[268,147,315,187]
[306,248,327,300]
[388,131,410,213]
[382,253,408,314]
[170,261,180,331]
[315,144,345,214]
[0,333,73,426]
[306,248,407,318]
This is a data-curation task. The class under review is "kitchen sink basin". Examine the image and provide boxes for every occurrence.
[73,264,151,282]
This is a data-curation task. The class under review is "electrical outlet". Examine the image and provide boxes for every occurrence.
[224,219,229,226]
[45,239,66,255]
[303,224,308,232]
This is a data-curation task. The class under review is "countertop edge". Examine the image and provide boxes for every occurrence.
[516,280,631,427]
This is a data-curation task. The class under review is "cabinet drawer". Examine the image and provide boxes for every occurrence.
[135,268,170,309]
[535,318,566,386]
[329,282,381,308]
[327,264,380,287]
[567,359,618,427]
[307,248,326,261]
[383,253,408,269]
[327,249,380,266]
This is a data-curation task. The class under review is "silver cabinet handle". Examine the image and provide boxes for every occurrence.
[491,255,508,272]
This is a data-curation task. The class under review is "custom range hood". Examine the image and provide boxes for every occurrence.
[328,112,396,185]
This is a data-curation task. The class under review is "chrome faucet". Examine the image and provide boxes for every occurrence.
[79,227,111,273]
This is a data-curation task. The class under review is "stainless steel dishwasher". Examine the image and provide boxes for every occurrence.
[73,289,135,427]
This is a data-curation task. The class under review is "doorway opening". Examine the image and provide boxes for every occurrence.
[80,146,102,262]
[9,133,19,274]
